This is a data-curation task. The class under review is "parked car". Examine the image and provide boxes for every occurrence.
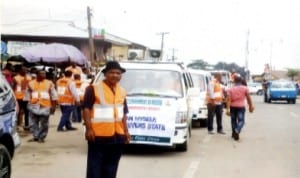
[94,61,200,151]
[0,72,21,177]
[265,80,297,104]
[247,82,263,95]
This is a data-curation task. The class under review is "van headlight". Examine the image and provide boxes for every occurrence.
[176,112,188,123]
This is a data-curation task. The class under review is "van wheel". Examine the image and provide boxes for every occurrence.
[0,144,11,178]
[192,120,200,128]
[176,141,188,152]
[176,130,189,152]
[291,99,296,104]
[200,119,207,127]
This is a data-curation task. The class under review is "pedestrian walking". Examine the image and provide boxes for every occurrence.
[12,65,31,131]
[82,61,130,178]
[2,63,13,87]
[72,74,88,123]
[65,62,82,77]
[56,70,80,131]
[226,74,254,141]
[206,72,226,134]
[26,70,57,143]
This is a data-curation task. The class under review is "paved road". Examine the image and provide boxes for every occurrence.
[11,95,300,178]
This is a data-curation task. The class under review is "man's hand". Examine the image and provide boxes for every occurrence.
[226,109,231,116]
[50,106,56,114]
[85,128,95,142]
[124,130,131,144]
[75,101,81,106]
[249,105,254,113]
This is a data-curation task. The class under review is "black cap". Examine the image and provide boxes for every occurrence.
[101,61,126,73]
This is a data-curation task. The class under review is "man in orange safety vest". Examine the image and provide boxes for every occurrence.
[26,70,57,143]
[82,61,130,178]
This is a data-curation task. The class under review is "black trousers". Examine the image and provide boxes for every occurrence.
[17,100,29,127]
[86,140,125,178]
[207,103,223,132]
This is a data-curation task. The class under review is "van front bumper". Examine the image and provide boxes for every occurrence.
[173,124,188,144]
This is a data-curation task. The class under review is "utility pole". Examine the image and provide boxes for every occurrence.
[87,6,95,66]
[171,48,177,62]
[269,41,273,71]
[245,29,250,81]
[157,32,169,61]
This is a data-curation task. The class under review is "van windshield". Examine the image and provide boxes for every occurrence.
[120,69,183,98]
[271,82,295,89]
[211,71,230,86]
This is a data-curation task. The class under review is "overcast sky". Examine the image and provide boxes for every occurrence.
[1,0,300,74]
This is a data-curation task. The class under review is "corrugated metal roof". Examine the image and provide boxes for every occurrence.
[1,20,132,46]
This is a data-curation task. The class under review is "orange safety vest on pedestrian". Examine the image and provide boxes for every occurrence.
[28,80,52,107]
[91,81,126,137]
[56,77,75,104]
[14,74,31,100]
[74,80,84,101]
[206,79,223,104]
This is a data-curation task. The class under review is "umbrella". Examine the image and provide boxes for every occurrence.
[20,43,87,65]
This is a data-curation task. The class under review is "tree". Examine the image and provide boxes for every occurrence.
[187,59,209,70]
[214,62,247,79]
[287,68,300,80]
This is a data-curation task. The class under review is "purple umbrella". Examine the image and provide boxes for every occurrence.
[20,43,87,65]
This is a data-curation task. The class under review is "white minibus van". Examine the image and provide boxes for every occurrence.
[94,61,199,151]
[188,69,212,127]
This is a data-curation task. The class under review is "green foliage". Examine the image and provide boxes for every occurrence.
[214,62,247,78]
[187,59,248,79]
[286,68,300,80]
[186,59,209,70]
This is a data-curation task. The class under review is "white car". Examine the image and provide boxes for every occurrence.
[247,82,263,95]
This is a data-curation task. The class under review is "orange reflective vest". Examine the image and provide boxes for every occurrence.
[206,79,223,104]
[74,80,84,101]
[91,81,126,137]
[13,74,31,100]
[56,77,75,104]
[28,79,52,107]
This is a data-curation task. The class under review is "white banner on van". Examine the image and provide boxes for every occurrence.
[127,96,176,146]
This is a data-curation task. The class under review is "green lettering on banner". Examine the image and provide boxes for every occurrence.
[131,135,170,143]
